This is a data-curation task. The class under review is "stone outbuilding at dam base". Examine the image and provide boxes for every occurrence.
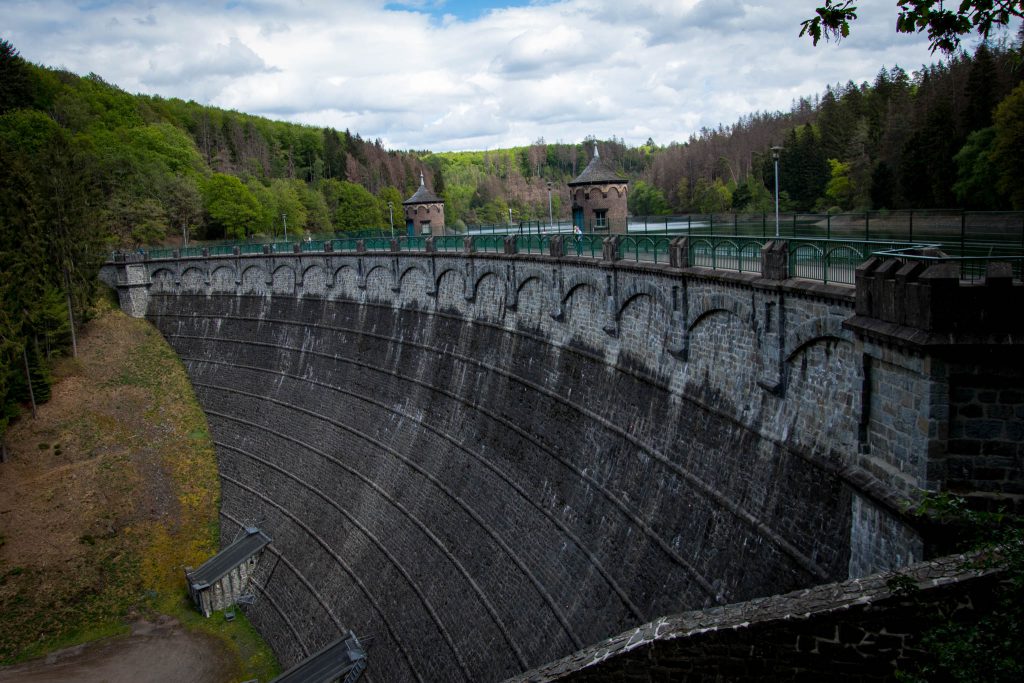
[186,527,271,618]
[403,172,445,237]
[568,144,628,234]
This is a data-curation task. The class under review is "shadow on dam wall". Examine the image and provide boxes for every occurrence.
[142,258,869,682]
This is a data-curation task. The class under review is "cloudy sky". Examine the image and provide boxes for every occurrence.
[0,1,1013,152]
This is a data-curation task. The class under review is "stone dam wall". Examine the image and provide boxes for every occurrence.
[99,248,1024,682]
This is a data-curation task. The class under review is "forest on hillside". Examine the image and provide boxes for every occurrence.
[2,30,1024,443]
[428,36,1024,222]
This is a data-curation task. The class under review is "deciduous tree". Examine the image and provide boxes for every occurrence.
[628,180,670,215]
[202,173,261,239]
[991,82,1024,208]
[802,1,1024,53]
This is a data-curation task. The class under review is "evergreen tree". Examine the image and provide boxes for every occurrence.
[963,43,998,133]
[870,161,896,209]
[0,39,33,114]
[775,125,829,211]
[322,127,346,179]
[817,88,851,159]
[899,101,961,208]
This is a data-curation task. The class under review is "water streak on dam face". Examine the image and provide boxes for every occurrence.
[105,251,970,682]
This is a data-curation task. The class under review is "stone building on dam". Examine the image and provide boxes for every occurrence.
[101,236,1024,681]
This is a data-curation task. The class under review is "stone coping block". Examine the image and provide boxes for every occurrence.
[508,553,998,682]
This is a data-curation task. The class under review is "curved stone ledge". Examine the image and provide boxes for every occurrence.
[507,554,998,682]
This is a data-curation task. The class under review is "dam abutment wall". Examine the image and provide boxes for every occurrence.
[99,247,1023,681]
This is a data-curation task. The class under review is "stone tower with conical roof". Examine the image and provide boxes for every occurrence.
[567,144,628,234]
[402,172,445,236]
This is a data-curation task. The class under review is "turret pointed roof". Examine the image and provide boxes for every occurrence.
[403,172,442,205]
[568,144,625,186]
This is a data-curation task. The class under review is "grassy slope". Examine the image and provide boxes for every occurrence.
[0,294,278,681]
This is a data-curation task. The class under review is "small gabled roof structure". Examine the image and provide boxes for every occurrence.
[271,632,368,683]
[568,144,624,186]
[402,172,442,205]
[188,527,272,590]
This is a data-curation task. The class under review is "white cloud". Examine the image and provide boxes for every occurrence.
[143,37,275,87]
[1,0,1005,152]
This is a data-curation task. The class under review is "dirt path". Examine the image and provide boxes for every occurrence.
[0,617,234,683]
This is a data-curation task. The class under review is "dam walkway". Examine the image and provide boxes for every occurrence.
[133,233,1023,287]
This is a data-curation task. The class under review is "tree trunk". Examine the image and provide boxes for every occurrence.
[64,267,77,358]
[22,346,37,419]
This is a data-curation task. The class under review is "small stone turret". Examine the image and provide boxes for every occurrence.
[403,172,445,236]
[568,144,628,234]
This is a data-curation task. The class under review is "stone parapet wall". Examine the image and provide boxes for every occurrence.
[508,554,999,682]
[848,257,1024,511]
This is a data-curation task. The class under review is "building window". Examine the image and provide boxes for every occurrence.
[421,220,431,235]
[594,209,608,230]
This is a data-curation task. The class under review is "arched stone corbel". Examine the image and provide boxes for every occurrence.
[391,258,401,293]
[463,261,476,303]
[668,283,689,360]
[756,296,786,396]
[548,266,564,321]
[504,263,518,311]
[602,272,619,336]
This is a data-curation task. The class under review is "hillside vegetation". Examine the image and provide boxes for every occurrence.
[0,297,277,680]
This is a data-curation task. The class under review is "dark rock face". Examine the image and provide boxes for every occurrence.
[147,270,857,682]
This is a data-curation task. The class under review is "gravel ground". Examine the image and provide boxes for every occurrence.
[0,616,234,683]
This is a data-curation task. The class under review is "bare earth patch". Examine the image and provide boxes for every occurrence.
[0,301,277,681]
[0,617,233,683]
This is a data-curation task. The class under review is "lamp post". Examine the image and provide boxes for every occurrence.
[282,213,288,242]
[508,207,513,229]
[547,181,553,233]
[387,201,394,238]
[771,146,782,238]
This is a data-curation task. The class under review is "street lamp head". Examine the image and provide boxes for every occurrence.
[771,145,783,161]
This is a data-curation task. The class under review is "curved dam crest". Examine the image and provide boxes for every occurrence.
[103,250,951,682]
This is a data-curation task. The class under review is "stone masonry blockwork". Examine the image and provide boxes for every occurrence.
[95,250,1023,682]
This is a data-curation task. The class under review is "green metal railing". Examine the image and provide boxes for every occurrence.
[433,236,463,252]
[327,238,359,252]
[119,232,1023,287]
[564,235,602,258]
[617,236,673,264]
[683,236,920,284]
[787,239,917,285]
[399,236,427,252]
[688,236,767,274]
[473,235,506,253]
[361,237,392,251]
[872,246,1024,283]
[519,235,553,255]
